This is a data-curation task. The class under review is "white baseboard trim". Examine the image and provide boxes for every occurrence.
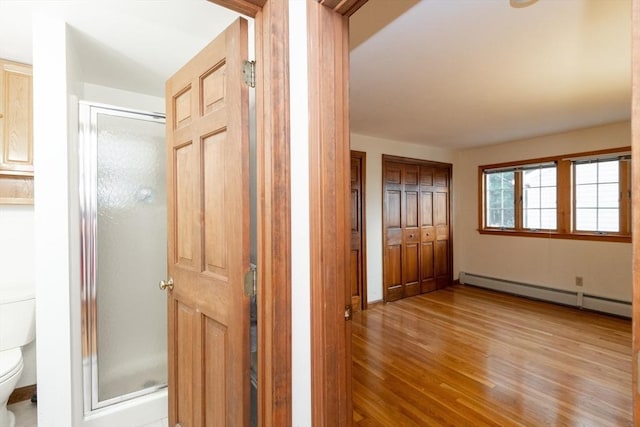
[459,272,631,318]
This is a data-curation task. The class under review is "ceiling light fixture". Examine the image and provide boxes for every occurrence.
[510,0,538,8]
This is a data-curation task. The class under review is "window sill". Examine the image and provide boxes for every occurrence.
[478,228,631,243]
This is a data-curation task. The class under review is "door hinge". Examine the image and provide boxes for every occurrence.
[242,60,256,88]
[344,304,353,321]
[244,264,257,297]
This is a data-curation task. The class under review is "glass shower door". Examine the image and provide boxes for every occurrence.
[80,103,168,412]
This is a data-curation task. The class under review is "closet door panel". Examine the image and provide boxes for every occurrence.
[420,240,436,293]
[435,239,449,289]
[385,243,403,301]
[383,161,404,302]
[403,242,420,297]
[405,192,419,228]
[434,192,448,226]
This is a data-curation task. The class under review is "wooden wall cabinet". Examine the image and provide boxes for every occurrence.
[383,156,452,302]
[0,59,33,204]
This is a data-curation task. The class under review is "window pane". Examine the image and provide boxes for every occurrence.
[540,167,556,186]
[524,209,540,229]
[574,159,623,233]
[598,183,619,208]
[575,163,597,184]
[540,209,557,229]
[488,173,502,187]
[540,187,556,209]
[503,209,515,228]
[598,161,619,183]
[523,169,540,187]
[488,209,501,227]
[576,208,597,231]
[575,184,597,208]
[521,165,557,231]
[488,189,502,208]
[524,187,540,208]
[598,209,619,232]
[485,171,514,228]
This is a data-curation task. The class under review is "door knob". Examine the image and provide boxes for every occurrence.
[159,277,174,291]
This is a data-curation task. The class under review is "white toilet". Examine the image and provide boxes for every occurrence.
[0,286,35,427]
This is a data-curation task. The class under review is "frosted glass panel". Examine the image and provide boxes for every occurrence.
[95,112,167,402]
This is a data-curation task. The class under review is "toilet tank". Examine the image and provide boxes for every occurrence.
[0,286,35,351]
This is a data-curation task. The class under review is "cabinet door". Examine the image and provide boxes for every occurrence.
[0,60,33,175]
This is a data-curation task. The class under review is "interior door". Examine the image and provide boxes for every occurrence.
[350,151,366,311]
[165,18,250,426]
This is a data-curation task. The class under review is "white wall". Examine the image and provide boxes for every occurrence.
[33,13,74,426]
[289,1,311,424]
[34,14,168,427]
[0,205,36,387]
[350,133,456,302]
[455,121,632,302]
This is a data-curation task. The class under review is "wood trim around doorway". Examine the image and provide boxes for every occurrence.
[632,0,640,421]
[207,0,292,425]
[307,1,352,424]
[209,0,369,424]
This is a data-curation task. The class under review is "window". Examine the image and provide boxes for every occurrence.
[479,148,631,242]
[522,164,557,230]
[575,160,620,232]
[483,163,557,231]
[485,171,514,228]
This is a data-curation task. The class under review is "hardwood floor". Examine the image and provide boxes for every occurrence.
[352,285,632,426]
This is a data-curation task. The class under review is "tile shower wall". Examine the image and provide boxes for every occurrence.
[0,205,36,387]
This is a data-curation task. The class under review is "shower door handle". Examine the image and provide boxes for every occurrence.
[159,277,174,291]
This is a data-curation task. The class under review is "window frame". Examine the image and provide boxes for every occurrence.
[478,147,631,243]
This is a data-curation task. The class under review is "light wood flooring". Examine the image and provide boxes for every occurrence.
[352,285,632,426]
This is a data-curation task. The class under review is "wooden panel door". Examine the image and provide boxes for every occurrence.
[420,166,437,293]
[165,18,250,427]
[403,163,420,298]
[384,161,403,301]
[350,151,367,311]
[433,167,451,289]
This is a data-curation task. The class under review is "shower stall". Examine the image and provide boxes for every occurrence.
[79,102,168,414]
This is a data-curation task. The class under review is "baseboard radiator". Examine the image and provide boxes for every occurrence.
[458,272,631,318]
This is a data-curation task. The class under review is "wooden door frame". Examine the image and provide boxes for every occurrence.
[632,0,640,423]
[351,150,368,310]
[207,0,364,424]
[207,0,291,424]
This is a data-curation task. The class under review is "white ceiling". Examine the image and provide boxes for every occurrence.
[0,0,243,97]
[349,0,632,148]
[0,0,632,149]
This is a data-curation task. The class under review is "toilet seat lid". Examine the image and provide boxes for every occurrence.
[0,348,22,381]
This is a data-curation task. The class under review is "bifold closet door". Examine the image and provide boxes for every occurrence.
[384,158,451,302]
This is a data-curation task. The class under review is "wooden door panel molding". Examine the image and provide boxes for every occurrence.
[203,131,230,275]
[421,191,433,226]
[166,17,250,427]
[173,141,199,269]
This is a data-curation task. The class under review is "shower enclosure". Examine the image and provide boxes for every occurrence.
[79,102,167,413]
